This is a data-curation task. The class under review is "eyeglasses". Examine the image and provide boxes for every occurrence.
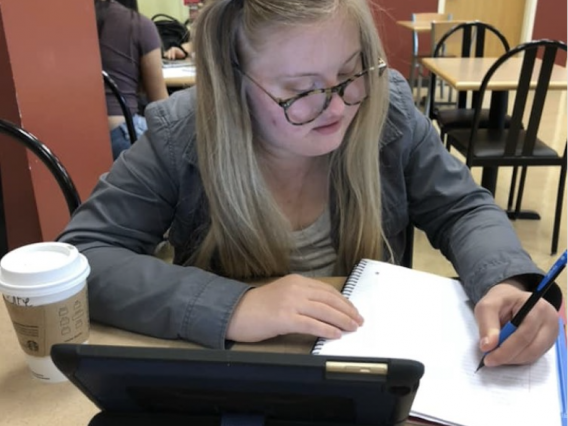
[238,58,387,126]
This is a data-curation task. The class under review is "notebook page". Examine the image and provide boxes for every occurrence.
[313,259,560,426]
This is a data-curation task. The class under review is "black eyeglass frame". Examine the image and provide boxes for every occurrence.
[237,58,387,125]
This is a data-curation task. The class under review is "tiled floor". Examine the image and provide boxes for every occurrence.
[413,90,567,299]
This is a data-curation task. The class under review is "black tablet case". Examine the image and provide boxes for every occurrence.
[51,344,424,426]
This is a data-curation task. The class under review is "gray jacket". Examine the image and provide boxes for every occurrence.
[59,70,558,349]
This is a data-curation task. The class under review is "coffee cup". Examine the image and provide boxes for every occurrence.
[0,242,90,383]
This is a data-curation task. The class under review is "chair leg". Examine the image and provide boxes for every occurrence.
[442,129,450,151]
[409,57,417,103]
[513,167,528,218]
[416,66,423,106]
[507,166,519,212]
[551,164,567,255]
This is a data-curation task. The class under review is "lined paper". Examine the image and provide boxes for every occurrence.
[314,260,561,426]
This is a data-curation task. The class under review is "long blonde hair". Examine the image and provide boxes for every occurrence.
[191,0,390,278]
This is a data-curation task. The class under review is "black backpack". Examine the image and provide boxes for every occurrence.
[151,14,190,56]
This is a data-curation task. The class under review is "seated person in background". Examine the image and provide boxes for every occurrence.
[164,41,192,61]
[60,0,561,367]
[163,2,204,60]
[95,0,168,160]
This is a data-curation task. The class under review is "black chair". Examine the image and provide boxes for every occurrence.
[102,71,137,144]
[427,21,511,145]
[445,39,567,255]
[401,223,414,268]
[0,119,81,256]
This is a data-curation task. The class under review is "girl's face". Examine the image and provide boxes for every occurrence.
[243,12,363,162]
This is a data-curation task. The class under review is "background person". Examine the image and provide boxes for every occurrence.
[162,2,204,60]
[96,0,168,159]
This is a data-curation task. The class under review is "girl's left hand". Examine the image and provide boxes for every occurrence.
[474,280,559,367]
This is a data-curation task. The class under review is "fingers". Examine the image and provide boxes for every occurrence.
[293,315,343,340]
[163,48,186,61]
[302,279,362,321]
[306,280,362,312]
[483,321,532,367]
[299,300,359,332]
[486,301,558,366]
[296,279,364,327]
[474,295,504,353]
[174,48,186,59]
[476,284,560,367]
[266,276,364,337]
[226,275,363,343]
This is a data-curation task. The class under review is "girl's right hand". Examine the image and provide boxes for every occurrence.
[226,274,364,343]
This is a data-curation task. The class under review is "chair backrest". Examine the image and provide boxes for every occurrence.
[433,21,510,58]
[0,119,81,216]
[428,21,511,116]
[466,39,567,162]
[411,13,452,55]
[430,21,468,57]
[0,119,81,256]
[102,71,137,144]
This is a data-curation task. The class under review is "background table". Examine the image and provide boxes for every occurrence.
[420,56,567,195]
[162,62,196,87]
[420,57,568,92]
[396,20,433,33]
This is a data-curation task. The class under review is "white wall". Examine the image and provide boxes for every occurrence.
[138,0,187,22]
[520,0,538,42]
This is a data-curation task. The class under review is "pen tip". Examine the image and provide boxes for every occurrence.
[475,358,485,373]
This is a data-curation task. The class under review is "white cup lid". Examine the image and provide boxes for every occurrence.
[0,242,90,297]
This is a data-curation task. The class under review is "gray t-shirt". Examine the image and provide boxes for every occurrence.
[99,2,161,116]
[290,209,336,277]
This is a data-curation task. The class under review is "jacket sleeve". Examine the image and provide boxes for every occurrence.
[57,101,251,349]
[390,73,562,308]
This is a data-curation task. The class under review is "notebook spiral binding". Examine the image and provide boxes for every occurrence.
[311,259,369,355]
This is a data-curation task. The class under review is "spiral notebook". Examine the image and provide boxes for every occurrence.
[312,259,562,426]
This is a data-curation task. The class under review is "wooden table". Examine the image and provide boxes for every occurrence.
[0,276,437,425]
[162,62,196,87]
[420,56,567,196]
[7,278,433,426]
[420,57,568,92]
[396,20,433,33]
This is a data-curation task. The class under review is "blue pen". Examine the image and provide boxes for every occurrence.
[556,317,567,426]
[476,250,568,372]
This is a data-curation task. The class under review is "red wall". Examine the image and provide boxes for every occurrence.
[533,0,567,64]
[369,0,439,79]
[0,15,41,247]
[0,0,112,249]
